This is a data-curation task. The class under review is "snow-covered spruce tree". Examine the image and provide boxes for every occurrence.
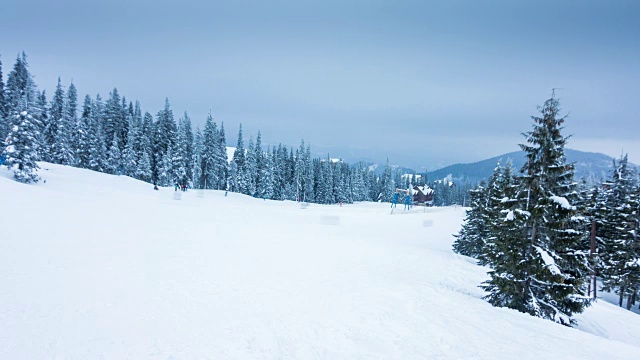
[192,127,204,189]
[4,53,39,121]
[315,159,329,203]
[483,95,591,326]
[173,118,188,185]
[51,81,75,166]
[64,82,78,165]
[0,55,8,143]
[3,110,40,183]
[215,122,228,190]
[42,77,64,163]
[74,95,93,168]
[103,88,123,152]
[257,146,275,199]
[303,145,314,202]
[180,112,194,182]
[106,134,122,175]
[232,124,246,193]
[482,163,534,307]
[121,114,138,177]
[201,111,217,189]
[598,154,640,309]
[151,98,176,184]
[453,180,489,260]
[244,136,257,196]
[254,131,264,192]
[380,158,395,203]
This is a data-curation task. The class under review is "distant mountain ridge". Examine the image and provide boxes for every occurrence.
[425,149,627,185]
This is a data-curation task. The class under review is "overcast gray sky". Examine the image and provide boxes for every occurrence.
[1,0,638,168]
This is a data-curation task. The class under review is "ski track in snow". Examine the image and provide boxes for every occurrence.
[1,163,639,359]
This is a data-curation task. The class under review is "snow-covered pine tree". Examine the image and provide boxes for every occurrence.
[201,111,217,189]
[136,149,152,183]
[598,154,640,309]
[304,145,314,202]
[380,159,395,203]
[244,136,257,196]
[232,124,246,193]
[107,134,122,175]
[257,146,275,199]
[254,131,263,189]
[74,95,92,168]
[158,145,173,186]
[87,95,107,172]
[215,122,229,190]
[0,55,8,144]
[192,127,204,189]
[4,53,39,121]
[42,77,64,163]
[181,112,194,182]
[152,98,176,184]
[484,95,591,326]
[482,163,534,306]
[64,82,78,166]
[3,110,40,183]
[453,180,489,260]
[33,91,48,156]
[215,122,228,190]
[172,117,188,185]
[315,159,329,203]
[121,114,138,176]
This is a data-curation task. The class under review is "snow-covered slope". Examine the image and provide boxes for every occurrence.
[1,163,639,359]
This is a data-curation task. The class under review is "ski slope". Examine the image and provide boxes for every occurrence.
[1,163,639,359]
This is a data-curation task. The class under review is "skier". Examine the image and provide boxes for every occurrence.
[391,192,399,208]
[174,183,179,191]
[153,184,159,191]
[225,190,228,197]
[404,194,411,210]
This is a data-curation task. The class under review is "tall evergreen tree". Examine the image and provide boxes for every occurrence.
[201,111,217,189]
[380,158,395,203]
[0,55,8,143]
[453,180,490,260]
[232,124,246,193]
[598,154,640,309]
[64,82,79,165]
[482,95,591,326]
[121,114,139,176]
[215,122,228,189]
[5,53,38,118]
[152,98,176,183]
[244,136,258,196]
[2,110,40,183]
[75,95,93,168]
[107,134,122,175]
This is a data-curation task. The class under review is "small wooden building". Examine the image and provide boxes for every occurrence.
[412,185,434,206]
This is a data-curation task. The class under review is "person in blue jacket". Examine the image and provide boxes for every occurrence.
[391,192,399,208]
[404,194,411,210]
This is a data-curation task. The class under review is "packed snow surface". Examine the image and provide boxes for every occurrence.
[1,163,640,359]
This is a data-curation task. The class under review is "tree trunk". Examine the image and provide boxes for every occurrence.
[522,224,536,310]
[619,287,625,307]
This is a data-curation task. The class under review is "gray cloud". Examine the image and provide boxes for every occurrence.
[1,0,638,165]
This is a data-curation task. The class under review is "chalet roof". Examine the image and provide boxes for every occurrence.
[412,185,434,196]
